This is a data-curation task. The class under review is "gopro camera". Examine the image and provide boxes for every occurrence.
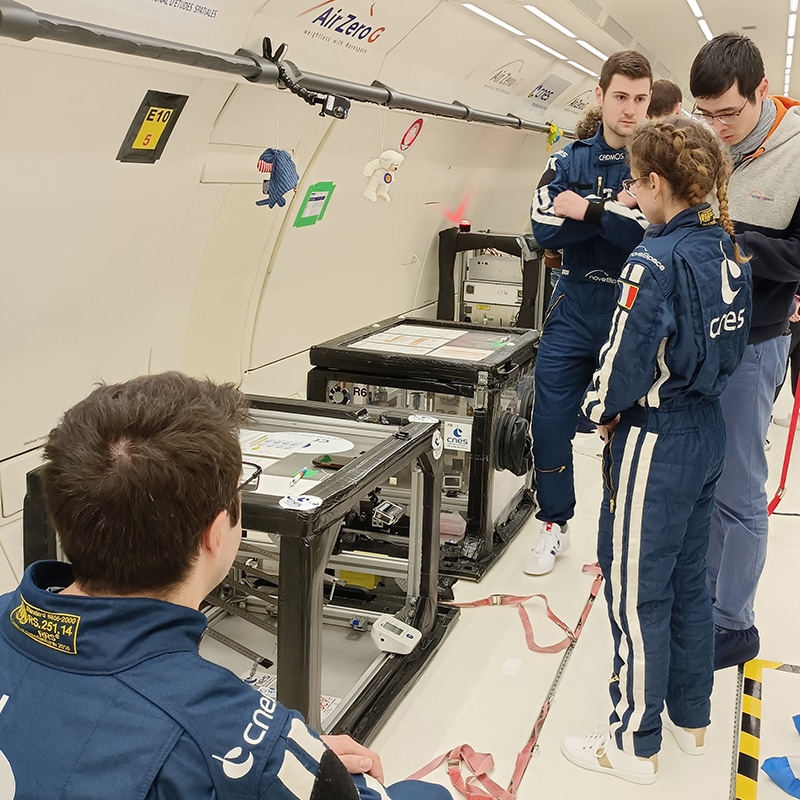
[321,94,351,119]
[372,500,404,529]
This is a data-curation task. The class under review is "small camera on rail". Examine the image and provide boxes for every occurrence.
[321,94,351,119]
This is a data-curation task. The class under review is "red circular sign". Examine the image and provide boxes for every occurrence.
[399,118,424,151]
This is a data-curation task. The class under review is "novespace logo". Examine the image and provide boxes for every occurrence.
[299,2,385,44]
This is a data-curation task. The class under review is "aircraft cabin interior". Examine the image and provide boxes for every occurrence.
[0,0,799,798]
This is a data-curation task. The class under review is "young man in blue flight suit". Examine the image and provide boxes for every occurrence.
[690,34,800,669]
[527,51,652,575]
[562,117,751,784]
[0,372,450,800]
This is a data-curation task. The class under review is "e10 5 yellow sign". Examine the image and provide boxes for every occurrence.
[117,91,188,163]
[132,106,175,150]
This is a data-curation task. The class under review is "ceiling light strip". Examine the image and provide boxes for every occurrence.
[567,60,599,77]
[576,39,608,60]
[523,5,577,38]
[697,18,713,41]
[526,37,568,60]
[686,0,704,18]
[461,4,524,36]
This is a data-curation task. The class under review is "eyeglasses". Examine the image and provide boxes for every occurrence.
[691,98,750,124]
[621,176,649,197]
[238,461,262,493]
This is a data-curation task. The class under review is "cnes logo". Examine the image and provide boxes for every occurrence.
[0,694,16,800]
[212,747,254,780]
[212,694,277,781]
[709,242,746,339]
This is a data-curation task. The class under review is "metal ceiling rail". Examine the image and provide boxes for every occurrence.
[0,0,576,138]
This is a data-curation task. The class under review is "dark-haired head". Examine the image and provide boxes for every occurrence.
[599,50,653,92]
[648,80,682,119]
[41,372,249,596]
[690,33,764,101]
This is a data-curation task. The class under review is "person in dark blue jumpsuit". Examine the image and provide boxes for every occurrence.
[561,118,752,784]
[528,50,651,576]
[0,372,450,800]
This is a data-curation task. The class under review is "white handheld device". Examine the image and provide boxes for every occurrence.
[370,614,421,654]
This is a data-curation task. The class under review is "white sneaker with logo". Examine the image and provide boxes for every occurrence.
[524,521,569,575]
[774,413,800,430]
[561,727,657,785]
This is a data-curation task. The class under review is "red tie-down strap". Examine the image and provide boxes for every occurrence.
[447,562,603,654]
[407,564,604,799]
[768,377,800,515]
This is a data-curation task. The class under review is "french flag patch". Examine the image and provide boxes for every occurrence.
[618,281,639,311]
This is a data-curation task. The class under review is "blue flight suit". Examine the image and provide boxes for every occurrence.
[582,205,752,757]
[531,125,648,524]
[0,561,450,800]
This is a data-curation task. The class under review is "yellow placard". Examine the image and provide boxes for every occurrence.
[132,106,174,150]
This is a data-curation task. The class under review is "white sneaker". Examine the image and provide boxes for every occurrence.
[524,522,570,575]
[561,727,657,785]
[662,716,707,755]
[774,413,800,429]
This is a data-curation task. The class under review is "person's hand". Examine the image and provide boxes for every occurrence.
[790,296,800,323]
[321,734,385,782]
[598,415,620,441]
[552,190,590,221]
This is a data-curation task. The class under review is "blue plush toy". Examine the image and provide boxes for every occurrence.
[255,148,299,208]
[762,715,800,797]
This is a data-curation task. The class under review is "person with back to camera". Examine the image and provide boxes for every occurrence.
[528,51,651,576]
[647,79,682,119]
[561,117,752,784]
[0,371,452,800]
[689,33,800,670]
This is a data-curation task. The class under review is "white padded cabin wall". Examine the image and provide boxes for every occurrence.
[0,40,233,461]
[0,0,600,448]
[236,0,593,396]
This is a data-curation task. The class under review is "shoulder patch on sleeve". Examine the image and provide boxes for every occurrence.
[617,281,639,311]
[310,749,360,800]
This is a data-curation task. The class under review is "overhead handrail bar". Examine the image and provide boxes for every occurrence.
[0,0,575,138]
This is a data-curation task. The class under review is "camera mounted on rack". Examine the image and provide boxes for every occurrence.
[262,37,351,119]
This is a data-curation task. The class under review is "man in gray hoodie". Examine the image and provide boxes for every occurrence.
[690,33,800,669]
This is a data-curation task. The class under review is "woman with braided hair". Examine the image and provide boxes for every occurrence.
[561,117,752,784]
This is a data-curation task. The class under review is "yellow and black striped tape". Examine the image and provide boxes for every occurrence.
[734,659,800,800]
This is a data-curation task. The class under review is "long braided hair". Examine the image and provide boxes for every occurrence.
[628,116,749,263]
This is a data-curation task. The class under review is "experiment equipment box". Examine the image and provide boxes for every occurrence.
[436,226,546,330]
[307,317,539,581]
[22,398,458,743]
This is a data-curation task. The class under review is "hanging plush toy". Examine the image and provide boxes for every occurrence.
[363,149,404,202]
[546,122,563,152]
[255,148,299,208]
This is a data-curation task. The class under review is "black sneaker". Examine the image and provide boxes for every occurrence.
[714,625,760,670]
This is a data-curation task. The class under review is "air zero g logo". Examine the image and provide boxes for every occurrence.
[489,59,525,90]
[212,694,277,780]
[299,2,385,44]
[709,241,746,339]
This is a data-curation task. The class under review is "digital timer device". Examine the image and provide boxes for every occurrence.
[370,614,422,654]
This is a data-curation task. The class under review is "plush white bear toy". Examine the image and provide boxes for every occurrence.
[363,149,405,202]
